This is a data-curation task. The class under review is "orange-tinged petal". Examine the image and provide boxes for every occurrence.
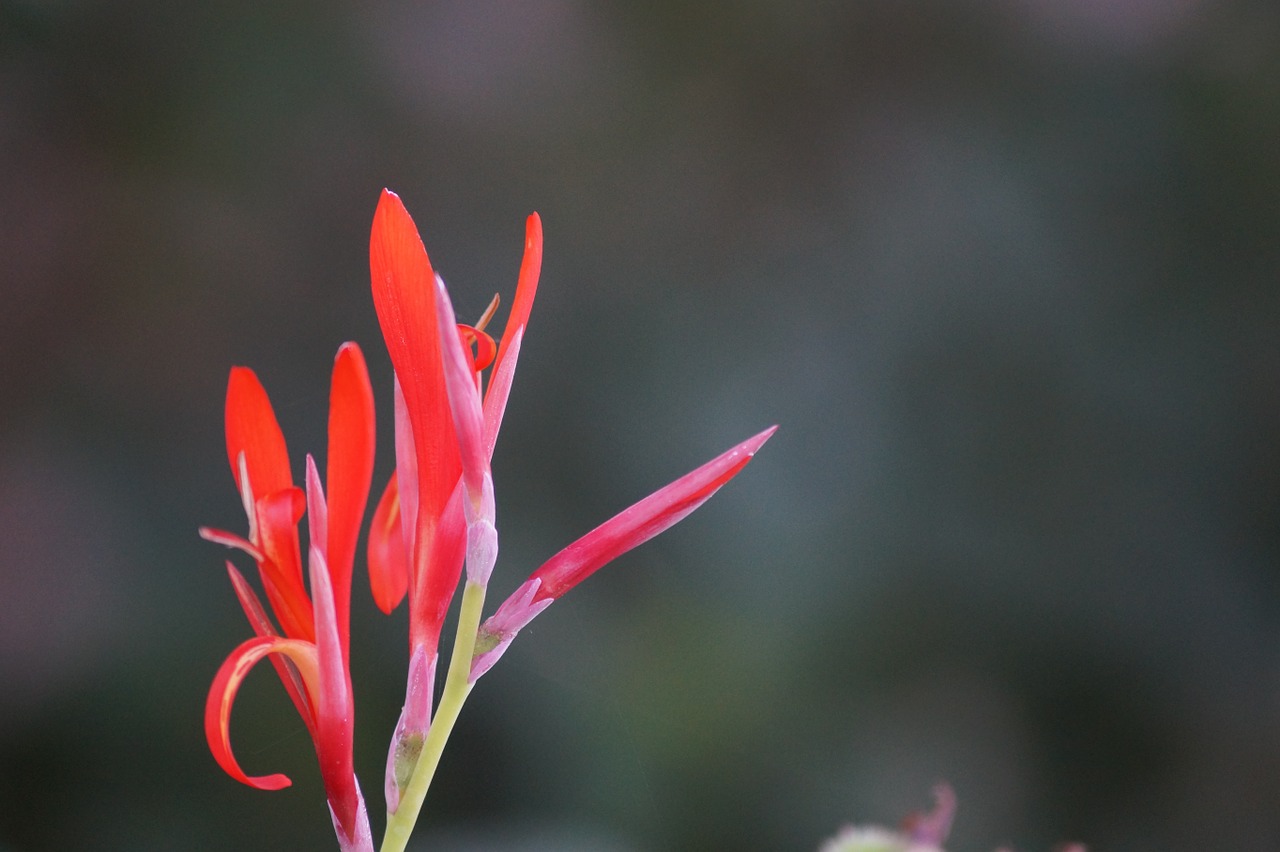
[225,367,293,499]
[325,342,376,648]
[205,634,320,791]
[368,474,409,613]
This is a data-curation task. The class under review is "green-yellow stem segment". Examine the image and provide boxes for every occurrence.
[380,580,486,852]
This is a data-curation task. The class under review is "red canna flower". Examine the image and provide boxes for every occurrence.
[365,190,774,829]
[200,343,376,852]
[365,189,541,812]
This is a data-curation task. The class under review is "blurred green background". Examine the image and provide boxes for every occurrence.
[3,1,1279,850]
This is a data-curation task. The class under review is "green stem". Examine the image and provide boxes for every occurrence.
[380,580,487,852]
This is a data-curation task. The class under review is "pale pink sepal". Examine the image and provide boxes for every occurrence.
[329,785,374,852]
[469,577,553,681]
[384,643,437,814]
[528,426,777,600]
[434,274,499,586]
[433,274,489,511]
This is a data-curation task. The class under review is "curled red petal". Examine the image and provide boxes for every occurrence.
[368,474,409,614]
[225,563,315,738]
[205,634,320,791]
[456,324,497,373]
[225,367,293,499]
[529,426,777,600]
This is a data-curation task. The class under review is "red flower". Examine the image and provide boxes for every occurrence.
[200,344,376,852]
[365,189,773,819]
[365,189,542,810]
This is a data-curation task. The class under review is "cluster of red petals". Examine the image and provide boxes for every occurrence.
[365,189,541,659]
[201,343,375,847]
[202,188,774,847]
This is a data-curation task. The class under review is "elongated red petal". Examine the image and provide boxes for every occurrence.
[368,474,408,613]
[225,367,293,499]
[483,212,542,458]
[325,342,376,648]
[528,426,777,600]
[369,190,461,531]
[205,634,320,791]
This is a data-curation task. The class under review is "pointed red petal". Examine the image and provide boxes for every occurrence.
[205,634,320,791]
[369,190,461,529]
[325,342,376,647]
[368,473,409,614]
[528,426,777,600]
[225,367,293,499]
[483,212,542,457]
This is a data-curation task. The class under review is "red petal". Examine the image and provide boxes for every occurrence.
[205,634,320,791]
[368,473,409,613]
[325,342,376,648]
[483,213,542,457]
[225,367,293,499]
[369,190,461,531]
[528,426,777,600]
[410,479,467,653]
[254,486,313,641]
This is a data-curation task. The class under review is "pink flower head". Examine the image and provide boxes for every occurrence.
[200,344,376,852]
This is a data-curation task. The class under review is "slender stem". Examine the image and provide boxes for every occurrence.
[380,580,487,852]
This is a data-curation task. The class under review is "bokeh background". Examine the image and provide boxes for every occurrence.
[3,1,1279,850]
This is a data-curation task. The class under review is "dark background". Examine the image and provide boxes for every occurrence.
[3,1,1279,850]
